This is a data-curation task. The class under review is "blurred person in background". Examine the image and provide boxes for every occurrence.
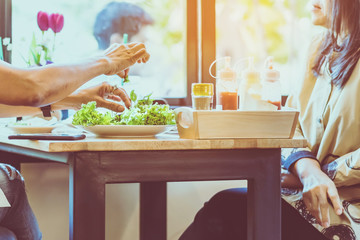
[93,1,177,98]
[94,1,154,78]
[94,1,153,50]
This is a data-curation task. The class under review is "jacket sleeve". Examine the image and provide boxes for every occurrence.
[281,33,326,171]
[321,149,360,187]
[281,95,317,170]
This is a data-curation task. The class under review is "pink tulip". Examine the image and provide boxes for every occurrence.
[37,11,49,31]
[49,13,64,33]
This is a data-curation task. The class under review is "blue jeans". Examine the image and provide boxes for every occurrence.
[0,164,42,240]
[179,188,328,240]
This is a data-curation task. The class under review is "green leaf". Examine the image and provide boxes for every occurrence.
[130,90,137,102]
[72,93,176,126]
[30,33,37,50]
[123,75,130,84]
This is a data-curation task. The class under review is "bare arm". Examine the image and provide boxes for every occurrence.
[0,104,43,118]
[0,43,149,107]
[0,82,131,118]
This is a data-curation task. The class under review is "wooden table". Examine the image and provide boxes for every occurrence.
[0,134,307,240]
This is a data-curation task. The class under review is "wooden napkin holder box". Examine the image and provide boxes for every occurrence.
[175,108,299,139]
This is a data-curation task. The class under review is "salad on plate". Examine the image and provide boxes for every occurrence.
[72,91,176,137]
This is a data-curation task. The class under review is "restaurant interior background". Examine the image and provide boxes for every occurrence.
[1,0,324,239]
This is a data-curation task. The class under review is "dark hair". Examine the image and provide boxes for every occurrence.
[93,2,154,50]
[312,0,360,88]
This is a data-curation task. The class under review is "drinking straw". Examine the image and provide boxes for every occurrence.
[123,33,128,44]
[0,37,3,61]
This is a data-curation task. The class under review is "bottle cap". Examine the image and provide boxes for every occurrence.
[192,83,214,96]
[219,57,236,80]
[242,57,260,84]
[264,56,280,82]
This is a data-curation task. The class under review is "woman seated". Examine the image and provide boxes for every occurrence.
[180,0,360,239]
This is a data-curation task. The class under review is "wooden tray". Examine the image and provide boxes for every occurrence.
[175,108,299,139]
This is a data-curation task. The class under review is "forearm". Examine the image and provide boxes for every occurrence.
[0,104,42,118]
[26,58,109,105]
[0,97,78,118]
[291,157,323,182]
[0,58,109,107]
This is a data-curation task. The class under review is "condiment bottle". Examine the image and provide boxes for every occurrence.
[215,57,238,110]
[262,56,281,110]
[239,57,262,110]
[192,83,214,110]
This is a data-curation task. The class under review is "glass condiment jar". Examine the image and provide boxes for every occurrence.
[239,57,262,110]
[215,57,238,110]
[192,83,214,110]
[262,56,281,110]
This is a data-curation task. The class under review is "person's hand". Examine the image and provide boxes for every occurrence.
[68,82,131,112]
[300,169,343,228]
[292,158,344,228]
[118,68,130,79]
[102,42,150,78]
[281,170,302,188]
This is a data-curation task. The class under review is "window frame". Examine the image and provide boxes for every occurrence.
[200,0,216,94]
[0,0,12,63]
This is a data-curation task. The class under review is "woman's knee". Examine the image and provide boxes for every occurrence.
[209,188,247,204]
[204,188,248,213]
[191,188,247,239]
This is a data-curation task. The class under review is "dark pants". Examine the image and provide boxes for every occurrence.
[0,164,42,240]
[179,188,328,240]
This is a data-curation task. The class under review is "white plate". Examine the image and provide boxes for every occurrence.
[8,126,56,134]
[83,125,175,137]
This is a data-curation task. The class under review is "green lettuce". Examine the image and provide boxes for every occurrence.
[72,91,175,126]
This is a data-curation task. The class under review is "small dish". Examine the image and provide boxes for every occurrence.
[9,126,56,134]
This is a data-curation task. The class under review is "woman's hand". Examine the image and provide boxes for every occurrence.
[302,171,342,228]
[57,82,131,112]
[293,158,343,228]
[102,43,150,78]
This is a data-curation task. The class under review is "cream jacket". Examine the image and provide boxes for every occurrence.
[282,34,360,239]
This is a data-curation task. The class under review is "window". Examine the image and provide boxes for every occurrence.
[7,0,197,106]
[2,0,324,106]
[203,0,322,95]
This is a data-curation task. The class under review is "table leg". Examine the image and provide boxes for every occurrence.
[247,149,281,240]
[140,182,167,240]
[69,154,105,240]
[0,151,21,171]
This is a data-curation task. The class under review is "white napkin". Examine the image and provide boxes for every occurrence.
[239,94,278,111]
[0,189,10,207]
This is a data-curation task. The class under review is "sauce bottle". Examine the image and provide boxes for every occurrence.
[215,57,238,110]
[239,57,262,110]
[262,56,281,110]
